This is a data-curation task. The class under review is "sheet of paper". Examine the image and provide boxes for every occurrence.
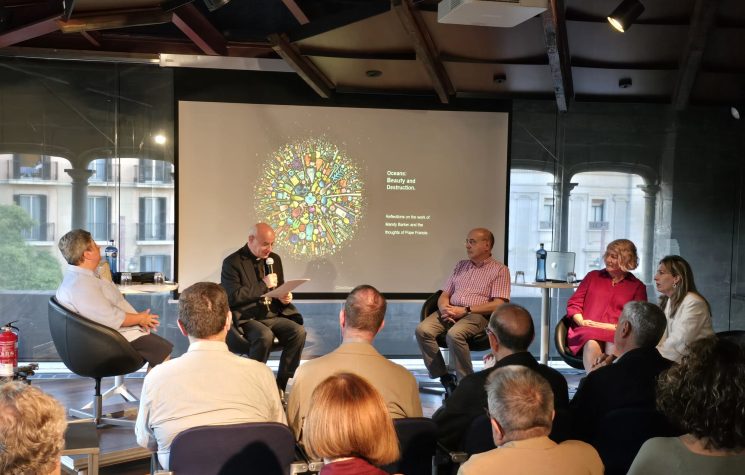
[262,279,310,298]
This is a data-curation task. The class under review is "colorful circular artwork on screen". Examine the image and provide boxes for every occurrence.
[255,138,365,258]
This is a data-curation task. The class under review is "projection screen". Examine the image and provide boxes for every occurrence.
[178,101,509,294]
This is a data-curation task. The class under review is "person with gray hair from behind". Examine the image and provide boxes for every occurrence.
[458,366,603,475]
[570,300,673,442]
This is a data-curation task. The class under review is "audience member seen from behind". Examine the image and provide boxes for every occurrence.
[303,373,399,475]
[135,282,286,470]
[628,337,745,475]
[654,255,714,362]
[458,366,603,475]
[565,238,647,372]
[56,229,172,368]
[433,303,569,451]
[287,285,421,441]
[0,382,67,475]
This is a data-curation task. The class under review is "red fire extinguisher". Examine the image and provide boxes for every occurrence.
[0,321,19,378]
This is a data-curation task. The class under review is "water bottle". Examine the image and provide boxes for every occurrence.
[536,243,547,282]
[104,240,118,274]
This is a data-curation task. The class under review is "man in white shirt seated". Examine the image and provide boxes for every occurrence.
[135,282,287,470]
[458,366,603,475]
[55,229,172,367]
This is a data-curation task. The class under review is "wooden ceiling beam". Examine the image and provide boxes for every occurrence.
[281,0,310,25]
[0,15,61,48]
[268,32,334,98]
[541,0,573,112]
[392,0,453,104]
[172,3,227,56]
[79,30,101,48]
[57,9,172,34]
[672,0,720,111]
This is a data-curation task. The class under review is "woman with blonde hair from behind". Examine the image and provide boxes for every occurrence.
[304,373,400,475]
[0,381,67,475]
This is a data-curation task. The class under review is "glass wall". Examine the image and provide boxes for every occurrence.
[0,58,174,361]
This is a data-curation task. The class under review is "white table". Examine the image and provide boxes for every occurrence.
[118,283,179,294]
[513,282,579,364]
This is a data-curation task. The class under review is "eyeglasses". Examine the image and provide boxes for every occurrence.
[465,239,486,245]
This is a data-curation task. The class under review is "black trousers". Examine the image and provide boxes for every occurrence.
[239,316,306,390]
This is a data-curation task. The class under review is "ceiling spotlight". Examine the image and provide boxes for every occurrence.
[366,70,382,78]
[153,134,167,145]
[618,77,632,89]
[607,0,645,33]
[493,73,507,85]
[203,0,231,12]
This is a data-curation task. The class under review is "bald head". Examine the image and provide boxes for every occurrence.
[343,285,387,334]
[488,304,535,352]
[470,228,494,249]
[247,222,276,259]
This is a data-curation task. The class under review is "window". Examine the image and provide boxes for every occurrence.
[540,198,554,229]
[140,255,172,278]
[138,159,172,184]
[88,159,113,182]
[87,196,112,241]
[14,194,48,241]
[13,154,52,180]
[589,199,607,229]
[139,197,167,240]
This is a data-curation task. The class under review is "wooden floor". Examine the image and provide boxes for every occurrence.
[34,365,583,475]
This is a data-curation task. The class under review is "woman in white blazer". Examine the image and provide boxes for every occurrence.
[654,255,715,362]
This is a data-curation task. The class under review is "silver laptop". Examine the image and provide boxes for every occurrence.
[545,251,576,282]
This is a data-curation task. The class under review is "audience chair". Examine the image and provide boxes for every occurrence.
[48,297,144,427]
[381,417,437,475]
[421,290,490,352]
[554,317,584,369]
[168,422,308,475]
[717,330,745,350]
[591,406,681,475]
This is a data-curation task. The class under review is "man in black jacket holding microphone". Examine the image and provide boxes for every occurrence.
[221,222,306,391]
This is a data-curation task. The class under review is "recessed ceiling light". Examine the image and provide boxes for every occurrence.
[493,73,507,85]
[366,70,382,78]
[618,77,632,89]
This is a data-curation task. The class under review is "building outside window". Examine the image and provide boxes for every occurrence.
[540,198,554,229]
[87,196,112,241]
[140,254,172,278]
[138,159,172,184]
[14,194,48,241]
[13,154,53,180]
[139,197,167,240]
[88,159,113,182]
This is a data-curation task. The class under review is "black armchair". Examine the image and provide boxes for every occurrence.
[48,297,144,427]
[554,317,584,370]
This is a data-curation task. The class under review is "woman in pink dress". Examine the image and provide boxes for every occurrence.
[566,239,648,371]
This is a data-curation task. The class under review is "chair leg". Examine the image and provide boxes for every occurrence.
[69,378,136,427]
[81,375,138,409]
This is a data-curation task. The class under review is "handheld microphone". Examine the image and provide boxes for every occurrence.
[265,257,274,275]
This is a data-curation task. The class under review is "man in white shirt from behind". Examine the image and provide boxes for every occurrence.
[135,282,287,470]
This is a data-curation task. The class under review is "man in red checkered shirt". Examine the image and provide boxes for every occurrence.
[415,228,510,396]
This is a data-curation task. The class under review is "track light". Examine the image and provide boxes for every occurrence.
[607,0,645,33]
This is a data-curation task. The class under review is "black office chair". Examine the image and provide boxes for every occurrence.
[48,297,145,427]
[554,317,584,370]
[226,317,283,356]
[381,417,437,475]
[421,290,490,352]
[168,422,307,475]
[590,406,681,475]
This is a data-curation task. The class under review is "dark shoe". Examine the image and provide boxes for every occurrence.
[440,374,458,399]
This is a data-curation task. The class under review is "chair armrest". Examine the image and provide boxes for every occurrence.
[290,461,309,474]
[435,441,469,464]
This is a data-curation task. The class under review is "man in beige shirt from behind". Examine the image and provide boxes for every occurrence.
[458,366,603,475]
[287,284,422,441]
